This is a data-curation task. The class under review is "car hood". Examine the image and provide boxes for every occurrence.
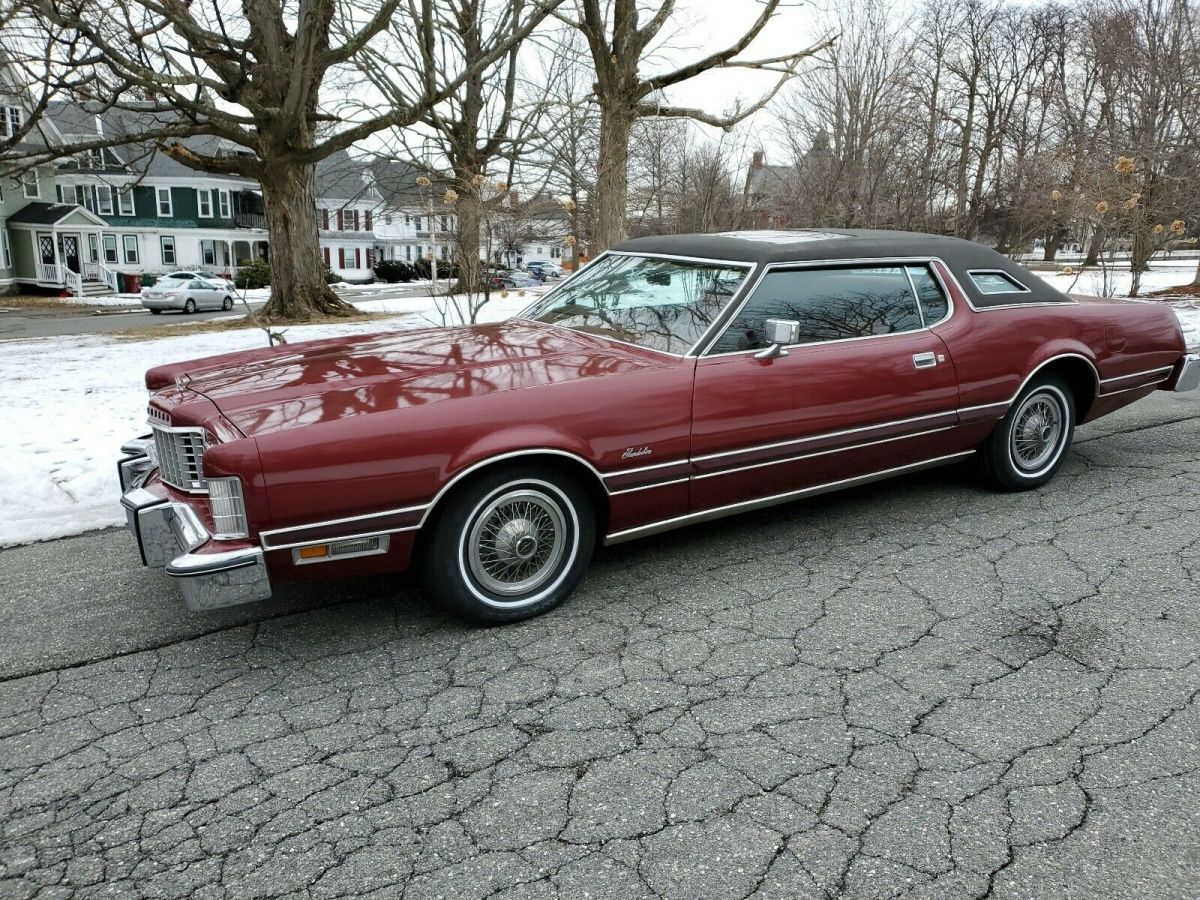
[161,319,673,437]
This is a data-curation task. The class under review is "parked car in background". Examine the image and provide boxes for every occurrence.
[118,229,1197,623]
[489,270,538,289]
[157,270,237,292]
[525,261,565,279]
[140,278,235,314]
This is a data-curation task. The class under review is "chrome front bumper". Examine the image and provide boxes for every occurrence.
[1174,353,1200,392]
[119,439,271,611]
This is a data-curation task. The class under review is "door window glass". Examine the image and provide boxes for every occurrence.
[709,266,923,354]
[905,265,949,324]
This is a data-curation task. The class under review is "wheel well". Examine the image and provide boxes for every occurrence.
[416,452,611,550]
[1033,356,1098,420]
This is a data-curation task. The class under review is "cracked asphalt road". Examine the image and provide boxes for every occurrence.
[1,391,1198,899]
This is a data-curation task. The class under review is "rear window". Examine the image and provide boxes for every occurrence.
[969,271,1027,295]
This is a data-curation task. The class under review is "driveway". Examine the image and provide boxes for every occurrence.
[1,392,1198,899]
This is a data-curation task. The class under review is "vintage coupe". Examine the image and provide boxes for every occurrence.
[118,230,1198,622]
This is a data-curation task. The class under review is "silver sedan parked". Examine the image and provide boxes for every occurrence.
[141,279,235,314]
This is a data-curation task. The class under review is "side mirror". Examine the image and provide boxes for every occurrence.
[754,318,800,360]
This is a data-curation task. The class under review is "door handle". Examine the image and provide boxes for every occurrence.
[912,351,938,369]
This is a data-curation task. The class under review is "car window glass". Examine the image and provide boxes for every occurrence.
[969,271,1026,294]
[522,255,749,355]
[906,265,949,324]
[709,266,923,354]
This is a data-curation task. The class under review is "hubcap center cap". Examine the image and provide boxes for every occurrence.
[495,519,539,562]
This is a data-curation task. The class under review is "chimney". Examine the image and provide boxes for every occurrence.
[508,189,519,209]
[751,150,764,168]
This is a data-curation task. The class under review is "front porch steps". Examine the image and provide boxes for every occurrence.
[79,279,116,297]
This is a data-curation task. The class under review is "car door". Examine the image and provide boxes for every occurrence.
[689,261,964,513]
[194,280,217,309]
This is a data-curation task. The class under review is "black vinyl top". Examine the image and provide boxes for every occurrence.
[611,229,1072,307]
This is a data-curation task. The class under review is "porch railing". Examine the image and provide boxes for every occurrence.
[35,263,85,297]
[99,263,119,292]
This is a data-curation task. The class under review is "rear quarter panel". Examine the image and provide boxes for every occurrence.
[932,262,1184,423]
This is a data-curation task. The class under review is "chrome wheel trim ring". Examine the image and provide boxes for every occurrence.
[1008,386,1069,476]
[460,480,579,608]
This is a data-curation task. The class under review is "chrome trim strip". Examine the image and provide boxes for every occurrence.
[608,477,690,496]
[1012,353,1100,405]
[605,457,690,478]
[260,502,429,545]
[957,400,1011,415]
[604,451,976,544]
[263,526,420,553]
[415,448,610,528]
[692,409,957,464]
[1099,365,1174,385]
[691,427,956,481]
[1098,378,1170,398]
[698,257,957,358]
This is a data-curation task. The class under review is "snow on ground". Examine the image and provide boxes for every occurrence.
[0,290,540,547]
[1041,258,1198,299]
[0,268,1193,548]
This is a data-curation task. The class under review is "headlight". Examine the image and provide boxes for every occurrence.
[208,477,248,539]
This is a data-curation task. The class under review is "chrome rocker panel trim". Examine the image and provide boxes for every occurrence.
[604,450,976,544]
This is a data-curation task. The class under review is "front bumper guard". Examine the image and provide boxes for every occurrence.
[120,447,271,611]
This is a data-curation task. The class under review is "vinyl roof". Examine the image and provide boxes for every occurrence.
[610,229,1072,306]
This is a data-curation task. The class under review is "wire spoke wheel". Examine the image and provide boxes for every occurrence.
[466,488,567,599]
[1009,390,1064,472]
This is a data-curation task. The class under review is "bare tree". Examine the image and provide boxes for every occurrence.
[2,0,562,321]
[560,0,831,251]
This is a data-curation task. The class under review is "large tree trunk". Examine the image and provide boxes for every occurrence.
[454,186,483,297]
[1192,257,1200,287]
[1043,223,1065,261]
[1083,225,1104,268]
[257,162,357,322]
[595,103,634,253]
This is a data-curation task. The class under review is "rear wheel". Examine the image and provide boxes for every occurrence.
[979,374,1075,491]
[149,309,162,315]
[183,298,197,314]
[422,465,595,624]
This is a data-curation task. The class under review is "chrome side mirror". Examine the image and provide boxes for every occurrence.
[754,318,800,360]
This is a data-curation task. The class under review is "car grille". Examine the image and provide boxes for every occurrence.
[151,426,208,492]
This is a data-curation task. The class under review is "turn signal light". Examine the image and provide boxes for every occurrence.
[292,535,390,565]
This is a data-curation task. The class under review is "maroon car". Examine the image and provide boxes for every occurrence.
[118,230,1198,622]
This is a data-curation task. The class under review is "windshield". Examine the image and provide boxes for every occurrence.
[520,254,750,354]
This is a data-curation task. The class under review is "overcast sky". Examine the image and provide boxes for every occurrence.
[639,0,833,162]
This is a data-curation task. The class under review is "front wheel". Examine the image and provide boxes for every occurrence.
[222,296,233,311]
[422,465,595,624]
[979,374,1075,491]
[183,298,197,314]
